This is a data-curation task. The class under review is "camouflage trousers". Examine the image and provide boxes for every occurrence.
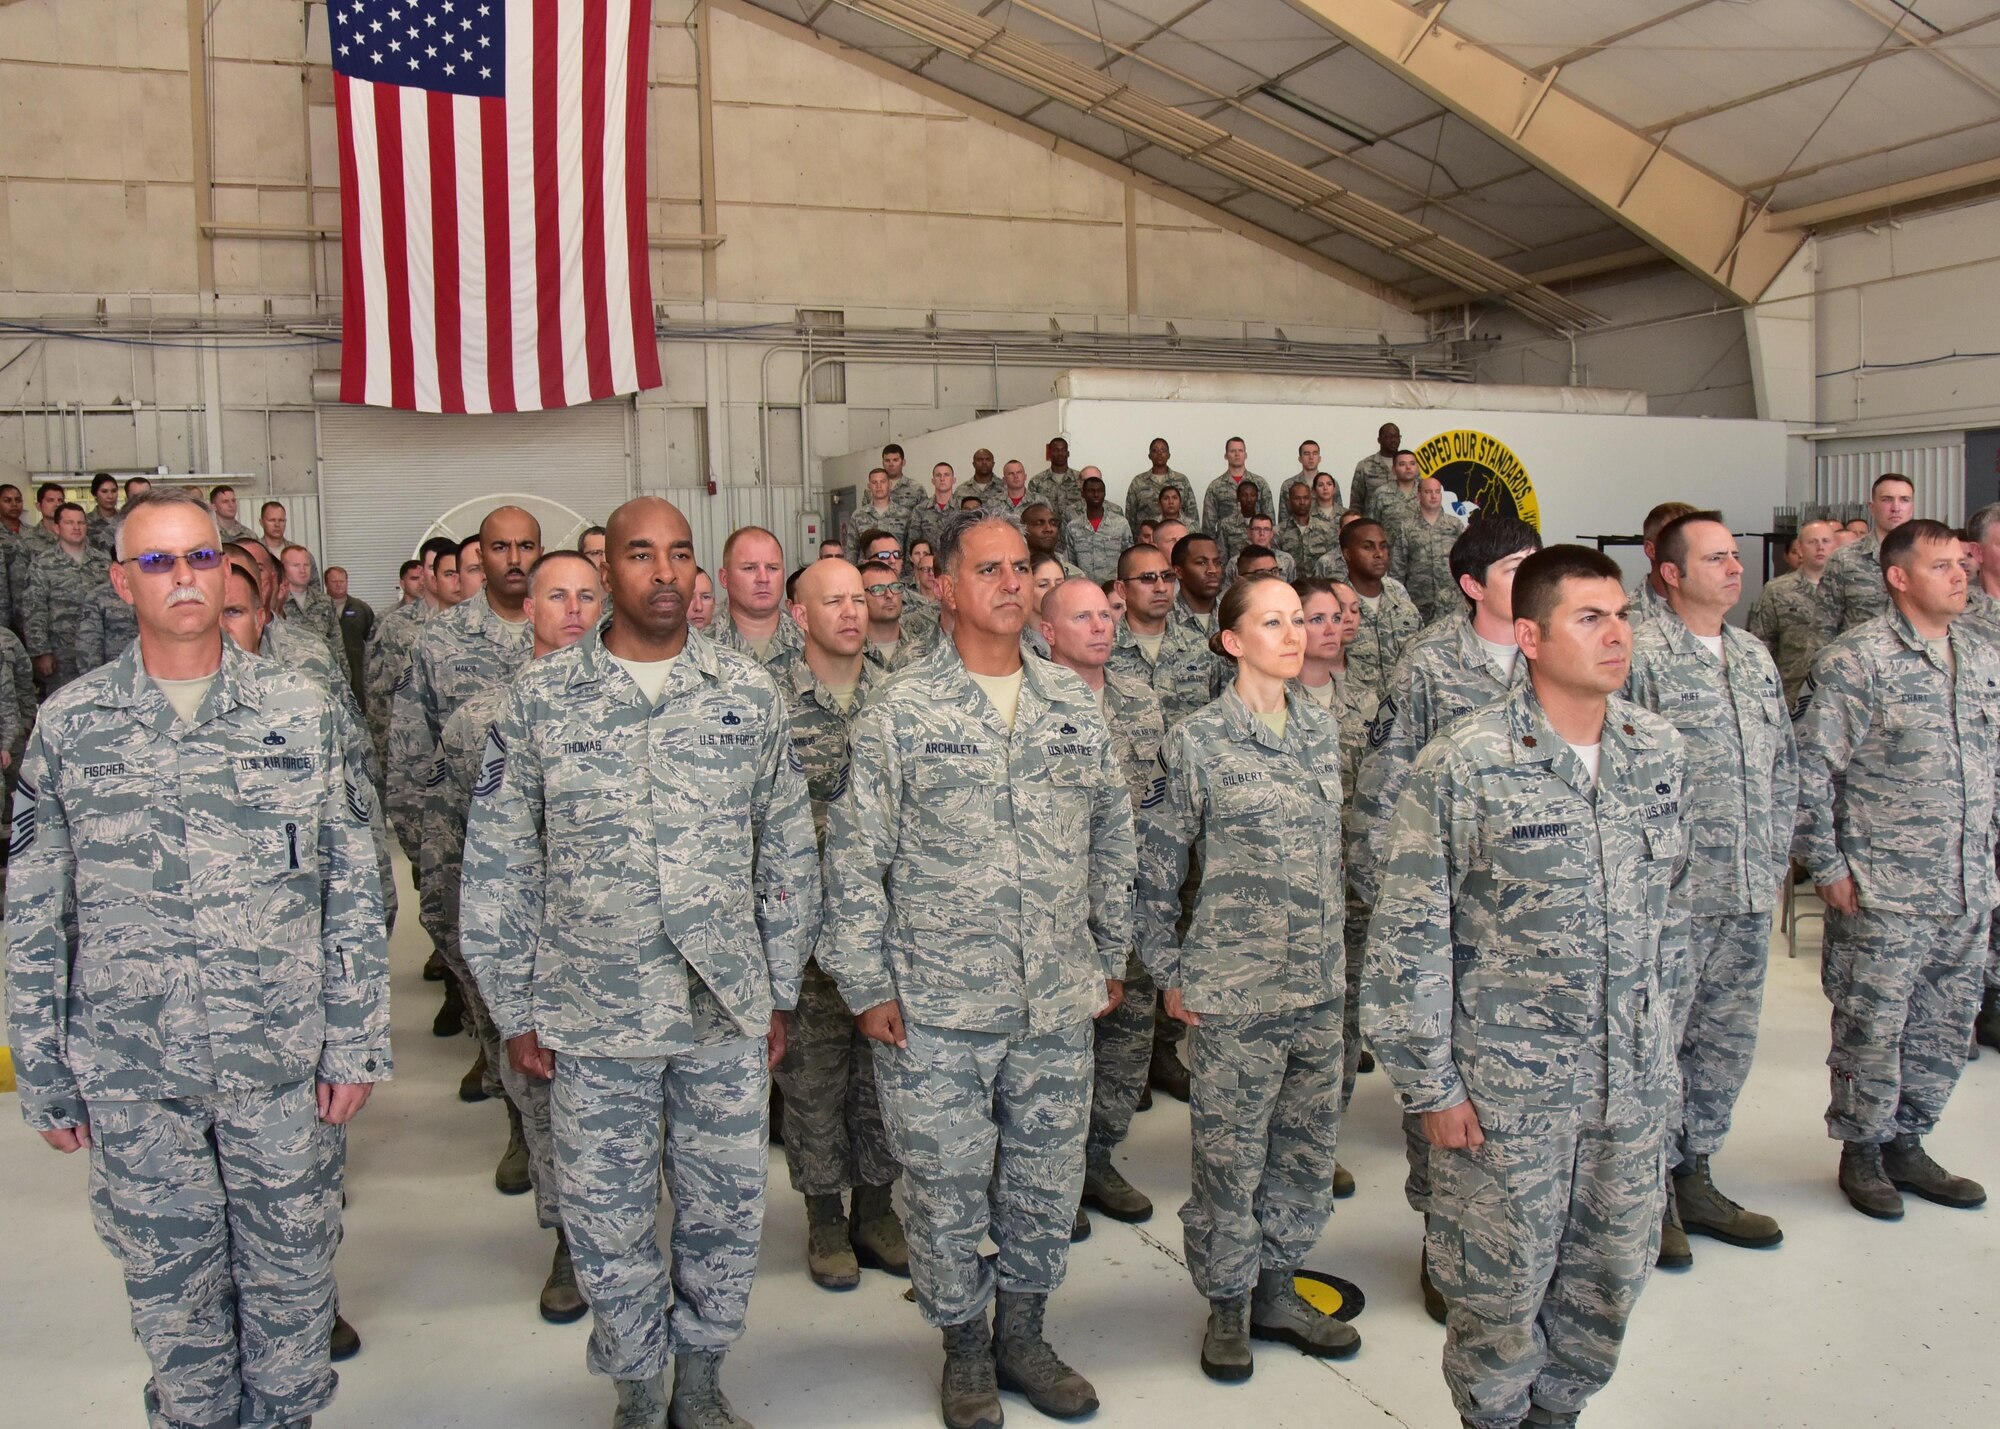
[1429,1116,1668,1429]
[1822,907,1986,1144]
[1987,907,2000,993]
[1342,899,1435,1217]
[1154,850,1205,1053]
[1670,913,1771,1165]
[86,1081,340,1429]
[1089,953,1155,1159]
[551,1041,769,1380]
[1338,903,1366,1112]
[453,940,561,1229]
[774,959,899,1196]
[1182,1000,1344,1300]
[872,1019,1092,1327]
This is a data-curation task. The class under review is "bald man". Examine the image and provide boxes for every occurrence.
[388,507,542,1047]
[777,559,909,1291]
[460,497,818,1429]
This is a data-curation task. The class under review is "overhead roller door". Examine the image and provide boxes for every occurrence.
[318,402,633,606]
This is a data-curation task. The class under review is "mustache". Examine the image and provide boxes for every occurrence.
[165,587,208,608]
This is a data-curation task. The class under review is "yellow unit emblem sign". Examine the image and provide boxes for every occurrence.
[1416,429,1541,532]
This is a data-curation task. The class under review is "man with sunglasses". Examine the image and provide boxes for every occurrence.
[1109,542,1218,727]
[8,487,392,1429]
[23,500,113,695]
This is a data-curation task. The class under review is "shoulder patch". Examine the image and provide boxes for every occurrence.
[1366,697,1398,748]
[471,725,507,800]
[787,741,806,776]
[1139,772,1168,810]
[346,770,374,824]
[393,665,414,693]
[423,753,449,789]
[9,772,36,857]
[1790,674,1815,722]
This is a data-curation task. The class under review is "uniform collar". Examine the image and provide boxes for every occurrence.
[95,637,261,735]
[567,624,721,699]
[788,650,879,711]
[1503,682,1655,800]
[1216,681,1309,754]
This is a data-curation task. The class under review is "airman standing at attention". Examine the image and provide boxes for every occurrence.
[459,497,819,1429]
[1140,575,1360,1382]
[1041,575,1168,1236]
[7,488,391,1429]
[1200,437,1273,535]
[1822,472,1917,633]
[1796,519,1994,1222]
[1349,423,1400,519]
[1366,545,1689,1429]
[1126,438,1197,527]
[422,549,606,1325]
[1747,518,1840,712]
[1624,512,1797,1268]
[822,509,1136,1429]
[775,558,909,1292]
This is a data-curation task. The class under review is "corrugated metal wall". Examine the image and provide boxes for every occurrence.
[1814,433,1965,525]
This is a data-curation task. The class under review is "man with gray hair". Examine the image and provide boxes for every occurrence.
[824,508,1137,1429]
[9,487,391,1429]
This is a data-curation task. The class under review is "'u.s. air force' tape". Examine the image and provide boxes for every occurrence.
[9,773,36,856]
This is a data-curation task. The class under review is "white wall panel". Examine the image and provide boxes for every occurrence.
[319,402,634,608]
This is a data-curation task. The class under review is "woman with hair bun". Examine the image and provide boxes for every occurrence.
[1137,572,1358,1382]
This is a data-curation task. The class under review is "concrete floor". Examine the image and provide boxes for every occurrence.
[5,868,1998,1429]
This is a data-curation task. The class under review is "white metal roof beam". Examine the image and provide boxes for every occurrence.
[1285,0,1804,305]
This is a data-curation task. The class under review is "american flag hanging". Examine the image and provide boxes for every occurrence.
[331,0,662,413]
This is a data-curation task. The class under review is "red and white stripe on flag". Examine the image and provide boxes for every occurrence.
[333,0,661,413]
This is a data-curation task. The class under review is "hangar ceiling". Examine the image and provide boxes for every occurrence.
[735,0,2000,330]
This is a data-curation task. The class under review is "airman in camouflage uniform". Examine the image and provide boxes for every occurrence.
[83,475,122,556]
[907,464,966,561]
[1796,520,1994,1220]
[1347,517,1541,1317]
[1063,473,1133,584]
[1273,479,1341,577]
[1140,591,1361,1381]
[1349,425,1400,518]
[1366,451,1421,541]
[363,595,434,803]
[1038,577,1168,1233]
[1622,514,1798,1262]
[1110,544,1221,725]
[842,470,906,562]
[774,560,907,1292]
[1391,480,1466,625]
[1748,568,1840,716]
[711,527,805,681]
[386,566,536,865]
[460,498,818,1429]
[1823,474,1916,633]
[422,550,605,1325]
[1365,546,1689,1429]
[1125,440,1197,525]
[76,578,140,672]
[6,490,391,1429]
[1314,543,1351,584]
[822,510,1135,1429]
[1026,438,1089,527]
[1347,576,1422,696]
[1200,438,1274,534]
[23,507,114,694]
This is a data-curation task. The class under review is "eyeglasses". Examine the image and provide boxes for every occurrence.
[870,548,903,561]
[1123,571,1178,586]
[864,583,900,597]
[124,547,225,575]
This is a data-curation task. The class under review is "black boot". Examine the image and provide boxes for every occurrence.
[1977,988,2000,1054]
[432,979,465,1038]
